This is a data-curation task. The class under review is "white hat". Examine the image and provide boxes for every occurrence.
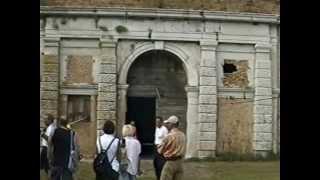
[164,115,179,124]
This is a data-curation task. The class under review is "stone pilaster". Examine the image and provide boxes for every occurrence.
[59,94,68,118]
[185,86,199,158]
[117,84,129,135]
[253,44,273,155]
[90,95,97,122]
[97,39,117,135]
[40,37,60,123]
[198,41,218,158]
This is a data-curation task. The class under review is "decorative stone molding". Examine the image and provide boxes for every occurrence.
[118,41,198,86]
[255,43,272,53]
[100,39,117,48]
[43,37,60,47]
[40,7,280,24]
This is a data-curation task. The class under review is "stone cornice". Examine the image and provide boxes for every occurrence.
[40,7,279,24]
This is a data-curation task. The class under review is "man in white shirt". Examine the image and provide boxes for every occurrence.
[40,114,57,174]
[153,116,168,180]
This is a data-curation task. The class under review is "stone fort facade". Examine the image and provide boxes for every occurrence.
[40,3,280,158]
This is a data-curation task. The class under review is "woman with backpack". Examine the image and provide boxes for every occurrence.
[119,124,141,180]
[94,120,120,180]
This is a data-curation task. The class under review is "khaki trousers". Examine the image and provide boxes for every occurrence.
[160,159,183,180]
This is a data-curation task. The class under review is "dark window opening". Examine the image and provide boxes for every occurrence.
[223,63,237,74]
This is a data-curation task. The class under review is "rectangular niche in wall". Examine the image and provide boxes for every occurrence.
[64,55,94,85]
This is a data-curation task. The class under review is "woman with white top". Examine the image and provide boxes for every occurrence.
[96,120,120,180]
[119,124,141,180]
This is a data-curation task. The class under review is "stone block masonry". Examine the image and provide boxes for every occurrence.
[198,41,218,158]
[253,44,273,153]
[96,40,117,136]
[40,55,59,119]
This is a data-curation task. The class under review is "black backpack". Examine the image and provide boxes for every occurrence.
[93,136,118,178]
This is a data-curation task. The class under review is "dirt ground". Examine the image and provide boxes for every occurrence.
[40,159,280,180]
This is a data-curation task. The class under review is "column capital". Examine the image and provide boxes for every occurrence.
[99,39,117,48]
[255,43,272,53]
[200,40,218,51]
[118,84,129,91]
[43,37,60,47]
[185,86,199,93]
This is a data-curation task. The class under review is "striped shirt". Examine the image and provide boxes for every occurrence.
[158,128,186,159]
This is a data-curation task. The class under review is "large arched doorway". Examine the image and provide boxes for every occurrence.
[126,50,187,157]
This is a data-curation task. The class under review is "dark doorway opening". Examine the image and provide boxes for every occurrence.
[126,97,156,158]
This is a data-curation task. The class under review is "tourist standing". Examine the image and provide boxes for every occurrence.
[40,114,57,175]
[153,116,168,180]
[48,118,80,180]
[158,115,186,180]
[95,120,120,180]
[119,124,141,180]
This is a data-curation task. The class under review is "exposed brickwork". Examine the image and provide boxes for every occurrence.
[223,60,249,88]
[46,0,279,14]
[64,55,94,84]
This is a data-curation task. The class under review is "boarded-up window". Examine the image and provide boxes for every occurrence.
[217,98,253,154]
[67,95,96,159]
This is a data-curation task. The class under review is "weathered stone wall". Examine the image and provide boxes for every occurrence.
[127,50,187,132]
[217,97,253,154]
[46,0,279,14]
[64,55,94,84]
[40,37,60,125]
[40,8,280,157]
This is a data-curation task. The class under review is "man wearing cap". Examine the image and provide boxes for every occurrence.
[157,115,186,180]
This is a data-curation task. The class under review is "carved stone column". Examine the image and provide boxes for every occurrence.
[90,95,97,122]
[253,43,273,156]
[185,86,199,158]
[40,37,60,124]
[198,40,218,158]
[117,84,129,135]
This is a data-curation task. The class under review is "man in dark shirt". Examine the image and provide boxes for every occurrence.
[48,118,80,180]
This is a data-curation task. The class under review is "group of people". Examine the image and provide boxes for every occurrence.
[40,114,186,180]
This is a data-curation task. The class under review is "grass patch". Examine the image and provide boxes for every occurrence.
[41,160,279,180]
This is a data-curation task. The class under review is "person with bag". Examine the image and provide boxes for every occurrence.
[94,120,120,180]
[119,124,141,180]
[48,118,80,180]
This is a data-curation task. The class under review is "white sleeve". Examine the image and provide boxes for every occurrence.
[96,137,101,153]
[162,127,168,137]
[46,126,54,137]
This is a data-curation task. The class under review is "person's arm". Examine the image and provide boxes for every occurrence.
[47,131,54,166]
[157,136,169,154]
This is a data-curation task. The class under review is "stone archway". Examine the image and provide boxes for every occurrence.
[118,41,199,158]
